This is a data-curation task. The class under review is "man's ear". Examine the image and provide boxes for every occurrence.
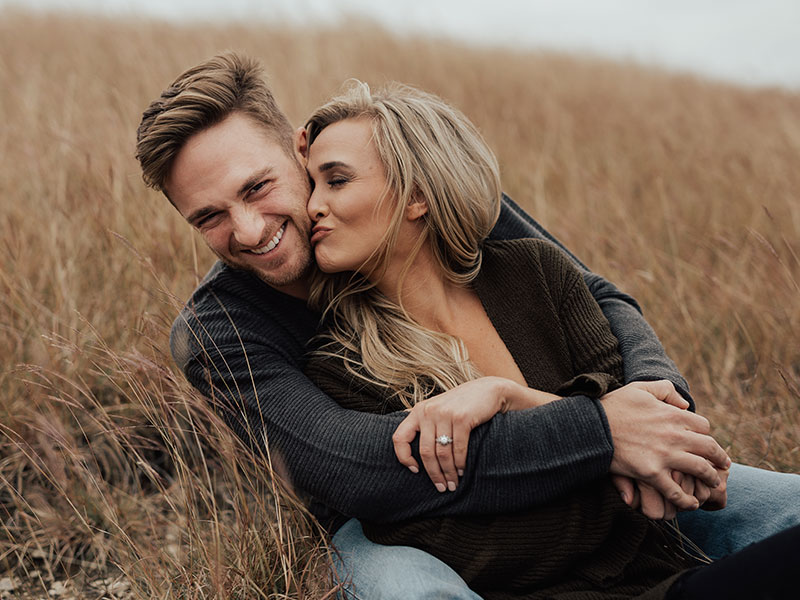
[294,127,309,164]
[406,194,428,221]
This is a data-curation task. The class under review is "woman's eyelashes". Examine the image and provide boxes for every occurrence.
[327,175,350,188]
[310,172,351,190]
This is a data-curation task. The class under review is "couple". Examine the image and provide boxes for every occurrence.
[136,53,799,598]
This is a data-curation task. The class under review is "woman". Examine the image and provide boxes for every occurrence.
[301,82,796,599]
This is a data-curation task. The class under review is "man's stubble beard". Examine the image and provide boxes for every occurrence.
[214,230,315,290]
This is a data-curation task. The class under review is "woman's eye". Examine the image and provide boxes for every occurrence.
[328,176,349,188]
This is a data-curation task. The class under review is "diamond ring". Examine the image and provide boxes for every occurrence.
[435,434,453,446]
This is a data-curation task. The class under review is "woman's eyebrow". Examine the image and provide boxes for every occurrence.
[317,160,350,172]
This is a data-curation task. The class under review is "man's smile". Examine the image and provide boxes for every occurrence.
[245,222,286,255]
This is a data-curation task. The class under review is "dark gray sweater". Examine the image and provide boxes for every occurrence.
[170,194,690,528]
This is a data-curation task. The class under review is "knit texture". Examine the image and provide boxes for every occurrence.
[170,195,690,531]
[305,239,693,598]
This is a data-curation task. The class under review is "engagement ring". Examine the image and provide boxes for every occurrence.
[435,434,453,446]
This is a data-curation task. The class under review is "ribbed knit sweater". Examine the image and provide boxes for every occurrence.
[305,238,692,599]
[170,195,691,532]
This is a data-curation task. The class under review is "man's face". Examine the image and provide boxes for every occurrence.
[165,113,313,298]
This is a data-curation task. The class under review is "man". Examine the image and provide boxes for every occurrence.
[136,52,799,598]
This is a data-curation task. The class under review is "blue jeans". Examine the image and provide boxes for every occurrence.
[331,518,482,599]
[331,463,800,599]
[675,463,800,559]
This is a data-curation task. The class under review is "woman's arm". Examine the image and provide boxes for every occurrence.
[392,377,559,490]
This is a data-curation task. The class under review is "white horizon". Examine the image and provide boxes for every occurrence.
[4,0,799,90]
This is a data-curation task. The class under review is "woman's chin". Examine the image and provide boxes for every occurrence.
[314,254,344,274]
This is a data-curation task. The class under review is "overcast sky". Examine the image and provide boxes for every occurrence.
[6,0,800,89]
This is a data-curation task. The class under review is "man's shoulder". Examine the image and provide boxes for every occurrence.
[170,261,317,369]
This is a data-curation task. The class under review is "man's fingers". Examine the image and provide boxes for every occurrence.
[649,472,700,511]
[683,431,731,473]
[703,466,729,510]
[693,480,712,507]
[392,413,420,473]
[639,483,667,519]
[611,475,636,506]
[636,380,689,410]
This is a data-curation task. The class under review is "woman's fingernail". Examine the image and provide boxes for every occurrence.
[435,482,446,493]
[447,481,456,492]
[408,465,419,474]
[458,469,464,477]
[620,491,628,503]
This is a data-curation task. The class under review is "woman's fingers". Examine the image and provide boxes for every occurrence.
[434,423,458,491]
[451,420,470,477]
[392,409,460,491]
[392,411,421,473]
[417,409,448,492]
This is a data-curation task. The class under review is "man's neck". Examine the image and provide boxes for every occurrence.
[271,279,311,301]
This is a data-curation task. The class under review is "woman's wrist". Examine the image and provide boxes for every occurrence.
[503,380,560,411]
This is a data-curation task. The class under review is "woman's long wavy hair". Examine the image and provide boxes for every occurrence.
[306,82,502,407]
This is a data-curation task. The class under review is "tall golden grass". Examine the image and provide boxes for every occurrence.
[1,9,798,598]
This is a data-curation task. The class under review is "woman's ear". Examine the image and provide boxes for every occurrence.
[294,127,309,165]
[406,194,428,221]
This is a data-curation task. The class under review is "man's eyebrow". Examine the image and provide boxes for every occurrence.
[186,206,217,225]
[237,167,275,197]
[185,167,276,225]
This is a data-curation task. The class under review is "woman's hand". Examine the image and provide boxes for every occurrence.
[392,377,558,493]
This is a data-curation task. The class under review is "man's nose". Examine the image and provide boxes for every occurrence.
[230,205,265,248]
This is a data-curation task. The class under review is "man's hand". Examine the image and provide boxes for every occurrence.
[701,463,729,510]
[602,380,731,512]
[614,467,726,519]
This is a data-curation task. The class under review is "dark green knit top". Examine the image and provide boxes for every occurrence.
[305,239,694,599]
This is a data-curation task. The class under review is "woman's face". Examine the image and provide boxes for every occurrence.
[306,118,398,275]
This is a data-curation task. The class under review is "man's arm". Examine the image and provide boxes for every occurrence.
[490,194,693,408]
[171,269,616,522]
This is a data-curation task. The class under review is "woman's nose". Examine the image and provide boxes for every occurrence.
[307,189,328,222]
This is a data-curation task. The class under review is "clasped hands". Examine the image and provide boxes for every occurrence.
[602,380,729,518]
[393,378,729,519]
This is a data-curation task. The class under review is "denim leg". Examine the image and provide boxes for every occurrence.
[676,463,800,559]
[331,518,483,600]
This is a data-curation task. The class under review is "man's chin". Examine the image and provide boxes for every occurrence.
[219,254,314,290]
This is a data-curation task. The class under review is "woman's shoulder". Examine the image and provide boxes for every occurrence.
[483,237,573,265]
[482,237,580,281]
[478,238,584,310]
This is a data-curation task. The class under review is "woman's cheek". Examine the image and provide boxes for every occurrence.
[314,245,337,274]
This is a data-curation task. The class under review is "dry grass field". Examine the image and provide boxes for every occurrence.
[1,9,798,599]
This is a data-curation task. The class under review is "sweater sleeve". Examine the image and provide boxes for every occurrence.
[491,193,693,408]
[171,271,614,523]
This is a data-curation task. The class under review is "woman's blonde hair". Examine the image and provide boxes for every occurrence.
[306,81,502,406]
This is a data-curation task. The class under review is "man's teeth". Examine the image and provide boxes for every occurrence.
[250,224,285,255]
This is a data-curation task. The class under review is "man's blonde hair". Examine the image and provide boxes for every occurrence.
[136,52,294,196]
[306,82,502,406]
